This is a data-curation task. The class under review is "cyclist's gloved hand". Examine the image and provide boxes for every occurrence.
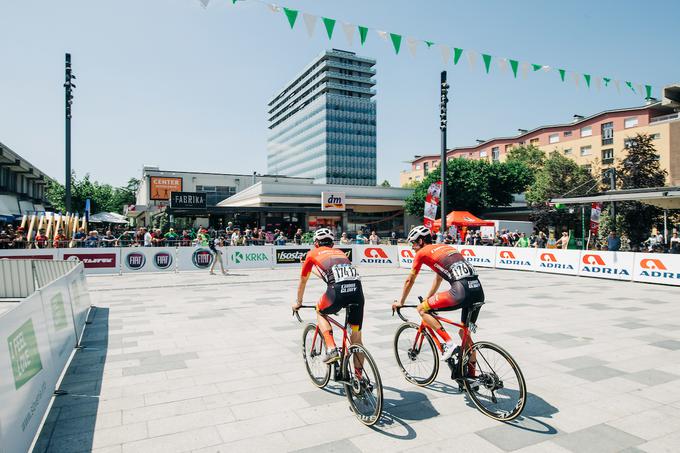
[292,301,302,311]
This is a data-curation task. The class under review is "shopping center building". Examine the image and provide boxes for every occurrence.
[401,85,680,187]
[0,141,51,223]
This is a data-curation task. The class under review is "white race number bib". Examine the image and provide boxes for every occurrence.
[331,264,360,283]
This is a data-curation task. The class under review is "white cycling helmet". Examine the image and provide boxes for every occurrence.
[407,225,431,243]
[313,228,335,242]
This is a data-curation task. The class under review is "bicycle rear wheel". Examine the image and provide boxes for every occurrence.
[302,323,330,388]
[393,322,439,386]
[462,341,526,421]
[343,344,383,426]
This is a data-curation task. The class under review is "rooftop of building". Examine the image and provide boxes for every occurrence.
[140,166,314,182]
[0,141,53,182]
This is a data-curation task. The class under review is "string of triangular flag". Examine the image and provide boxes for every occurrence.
[197,0,656,99]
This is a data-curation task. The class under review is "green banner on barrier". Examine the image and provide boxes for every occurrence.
[8,319,43,390]
[51,293,68,331]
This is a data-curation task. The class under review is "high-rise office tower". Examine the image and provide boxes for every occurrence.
[267,49,377,185]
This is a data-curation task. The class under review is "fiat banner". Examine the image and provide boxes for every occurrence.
[532,249,580,276]
[274,246,312,267]
[121,247,176,273]
[177,246,221,272]
[226,246,273,269]
[354,245,398,266]
[494,247,536,271]
[456,245,495,268]
[631,253,680,286]
[59,249,120,275]
[579,251,634,281]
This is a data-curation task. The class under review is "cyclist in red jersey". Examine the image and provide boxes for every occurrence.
[392,226,484,365]
[293,228,365,364]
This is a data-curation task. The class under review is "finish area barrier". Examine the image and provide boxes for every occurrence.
[0,260,90,453]
[1,245,679,286]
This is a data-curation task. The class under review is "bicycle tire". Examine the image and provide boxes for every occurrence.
[343,344,383,426]
[302,323,331,388]
[462,341,526,421]
[393,322,439,386]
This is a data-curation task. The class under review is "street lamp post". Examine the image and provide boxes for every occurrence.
[64,53,76,212]
[440,71,449,236]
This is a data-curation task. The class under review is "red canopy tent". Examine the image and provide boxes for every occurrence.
[431,211,494,233]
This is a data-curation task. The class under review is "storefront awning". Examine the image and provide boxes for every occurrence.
[0,194,20,217]
[18,200,35,215]
[552,186,680,209]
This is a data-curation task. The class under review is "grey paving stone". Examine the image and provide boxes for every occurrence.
[298,389,344,406]
[476,420,560,451]
[555,356,607,370]
[615,322,650,330]
[622,369,680,386]
[568,365,625,382]
[122,361,188,376]
[554,424,644,453]
[651,340,680,350]
[533,333,576,342]
[291,439,362,453]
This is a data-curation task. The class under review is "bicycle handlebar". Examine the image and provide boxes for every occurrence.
[392,304,418,322]
[292,304,316,323]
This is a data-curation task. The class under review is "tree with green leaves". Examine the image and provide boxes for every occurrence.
[405,158,532,217]
[46,172,139,214]
[506,144,546,175]
[615,133,667,246]
[380,180,391,187]
[526,151,596,231]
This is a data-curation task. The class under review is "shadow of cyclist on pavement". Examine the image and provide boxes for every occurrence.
[368,385,440,439]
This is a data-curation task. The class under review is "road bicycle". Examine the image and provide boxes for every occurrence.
[294,304,383,426]
[393,297,526,421]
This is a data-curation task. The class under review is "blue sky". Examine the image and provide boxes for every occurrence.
[1,0,678,187]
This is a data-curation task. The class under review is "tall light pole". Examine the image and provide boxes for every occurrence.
[64,53,76,212]
[440,71,449,235]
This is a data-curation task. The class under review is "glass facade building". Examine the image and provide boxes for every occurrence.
[267,50,377,185]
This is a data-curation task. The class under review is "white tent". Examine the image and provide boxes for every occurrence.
[88,212,129,224]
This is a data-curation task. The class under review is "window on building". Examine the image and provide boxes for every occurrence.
[601,148,614,164]
[415,164,421,170]
[491,147,500,162]
[624,117,639,128]
[601,122,614,145]
[529,138,539,146]
[505,144,513,152]
[580,145,592,156]
[423,162,429,173]
[479,150,488,158]
[650,133,661,140]
[564,148,572,155]
[564,131,573,137]
[582,164,592,173]
[580,126,592,137]
[549,133,560,144]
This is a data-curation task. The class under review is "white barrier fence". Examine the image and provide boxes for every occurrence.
[0,261,90,453]
[1,246,679,286]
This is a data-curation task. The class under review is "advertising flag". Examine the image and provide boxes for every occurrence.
[590,202,602,235]
[423,181,442,229]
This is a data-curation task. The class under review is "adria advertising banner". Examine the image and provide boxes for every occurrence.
[0,291,55,453]
[354,245,398,267]
[456,245,495,268]
[397,246,431,271]
[120,247,176,273]
[59,249,120,275]
[632,253,680,286]
[533,249,580,276]
[273,246,312,267]
[494,247,536,272]
[226,246,273,269]
[579,251,634,281]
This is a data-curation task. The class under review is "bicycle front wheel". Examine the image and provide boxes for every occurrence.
[462,341,526,421]
[343,344,383,426]
[302,323,330,388]
[394,322,439,386]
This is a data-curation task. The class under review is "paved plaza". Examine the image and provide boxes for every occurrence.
[33,266,680,452]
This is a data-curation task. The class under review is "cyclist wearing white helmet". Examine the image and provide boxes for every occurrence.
[293,228,365,364]
[393,225,485,368]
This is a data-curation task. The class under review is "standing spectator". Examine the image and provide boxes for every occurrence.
[84,231,99,247]
[230,228,241,246]
[555,231,570,250]
[340,232,352,245]
[73,227,87,248]
[619,232,631,252]
[257,228,266,245]
[143,227,153,247]
[444,231,453,244]
[535,231,547,248]
[0,229,10,249]
[101,230,117,247]
[13,228,27,249]
[607,230,621,251]
[35,229,48,248]
[669,232,680,254]
[515,232,530,247]
[208,236,227,275]
[294,228,303,245]
[181,229,192,247]
[369,230,380,245]
[355,230,367,245]
[643,232,659,252]
[275,230,287,245]
[390,231,398,245]
[53,228,67,248]
[164,228,179,246]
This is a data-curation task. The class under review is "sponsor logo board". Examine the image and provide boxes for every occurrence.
[579,251,633,281]
[633,253,680,286]
[275,248,310,265]
[63,253,117,269]
[192,249,214,268]
[356,245,397,266]
[495,247,534,271]
[125,252,146,270]
[7,319,43,390]
[533,250,579,275]
[226,246,273,269]
[457,246,495,268]
[321,192,345,211]
[153,251,174,270]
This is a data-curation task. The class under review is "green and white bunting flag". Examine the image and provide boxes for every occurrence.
[584,74,591,88]
[198,0,210,8]
[509,59,519,78]
[358,26,368,45]
[594,77,602,91]
[341,22,354,46]
[467,50,478,70]
[645,84,653,99]
[390,33,402,54]
[498,58,509,74]
[267,3,281,13]
[453,47,463,65]
[614,80,621,93]
[302,13,317,37]
[322,17,336,39]
[283,7,298,28]
[482,54,492,74]
[439,44,451,64]
[520,62,530,79]
[406,37,418,57]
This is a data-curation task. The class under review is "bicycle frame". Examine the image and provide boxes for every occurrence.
[416,314,471,354]
[294,305,352,361]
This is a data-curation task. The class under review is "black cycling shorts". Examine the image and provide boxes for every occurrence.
[317,280,365,329]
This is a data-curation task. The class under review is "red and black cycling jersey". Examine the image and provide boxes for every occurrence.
[301,246,359,285]
[412,244,477,283]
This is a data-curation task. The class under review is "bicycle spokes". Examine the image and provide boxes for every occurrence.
[344,345,383,426]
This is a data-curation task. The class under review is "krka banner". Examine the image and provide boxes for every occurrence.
[423,181,442,229]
